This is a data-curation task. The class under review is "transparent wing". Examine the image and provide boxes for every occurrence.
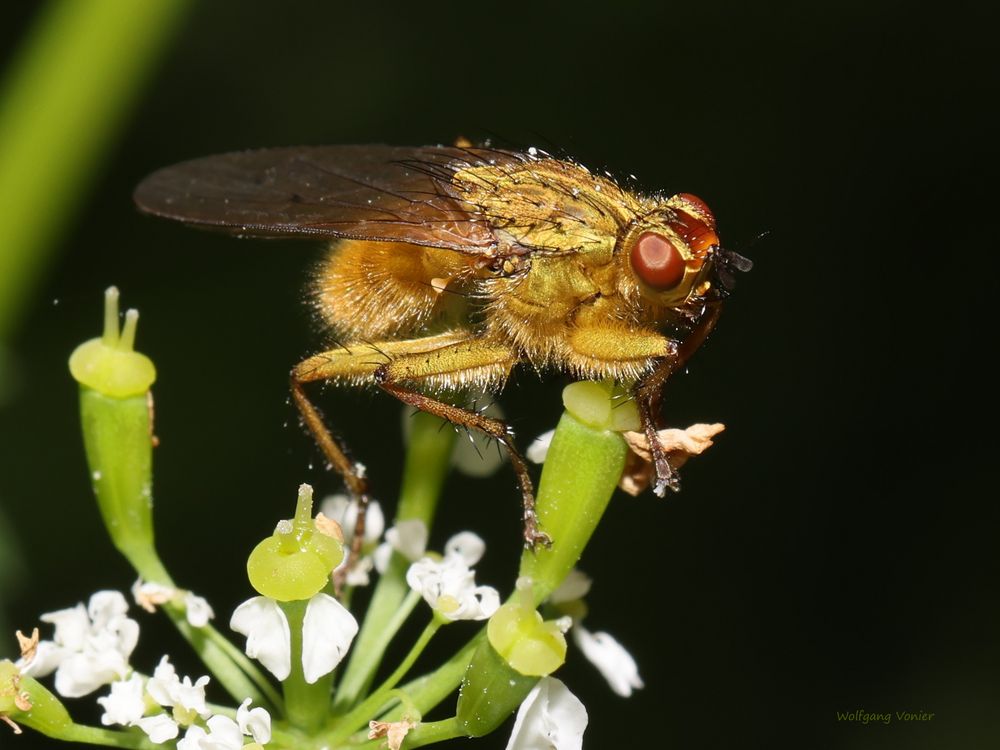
[133,144,530,251]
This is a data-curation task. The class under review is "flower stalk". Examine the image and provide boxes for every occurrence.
[333,410,456,710]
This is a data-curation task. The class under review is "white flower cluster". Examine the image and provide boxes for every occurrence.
[17,590,271,747]
[97,656,270,747]
[18,591,137,698]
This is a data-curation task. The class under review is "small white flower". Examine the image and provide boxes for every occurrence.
[177,724,208,750]
[572,626,644,697]
[549,570,592,604]
[526,429,556,464]
[97,674,180,744]
[145,655,178,706]
[132,579,215,628]
[132,580,175,613]
[443,531,485,566]
[373,518,428,574]
[406,532,499,621]
[325,494,386,587]
[301,593,359,684]
[230,598,292,681]
[204,715,244,749]
[20,591,138,697]
[178,715,243,750]
[342,555,375,587]
[179,704,270,750]
[231,594,358,685]
[321,494,385,546]
[136,714,181,744]
[237,699,272,744]
[506,677,587,750]
[184,593,215,628]
[97,674,145,726]
[144,655,211,719]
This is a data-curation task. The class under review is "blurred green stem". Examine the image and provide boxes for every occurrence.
[333,411,456,710]
[0,0,191,340]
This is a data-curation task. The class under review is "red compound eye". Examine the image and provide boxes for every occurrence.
[675,193,716,229]
[630,232,686,291]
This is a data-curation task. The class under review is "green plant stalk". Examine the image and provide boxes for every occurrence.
[0,0,191,340]
[78,389,279,711]
[401,718,465,749]
[78,388,156,569]
[328,619,440,744]
[376,403,627,737]
[334,411,456,710]
[51,726,160,750]
[279,599,332,733]
[377,634,482,725]
[519,410,628,602]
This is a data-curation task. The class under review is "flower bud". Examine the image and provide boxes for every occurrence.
[69,287,155,398]
[69,288,157,568]
[561,380,639,432]
[487,579,567,677]
[1,661,73,737]
[247,484,345,601]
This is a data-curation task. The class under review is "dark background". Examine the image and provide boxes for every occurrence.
[1,2,997,748]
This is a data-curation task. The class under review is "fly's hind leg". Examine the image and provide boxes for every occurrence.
[370,337,550,549]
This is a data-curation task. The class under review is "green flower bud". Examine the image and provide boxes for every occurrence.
[70,288,158,569]
[487,580,568,677]
[247,484,345,601]
[455,639,537,738]
[1,661,73,737]
[69,287,155,398]
[561,380,640,432]
[520,384,630,602]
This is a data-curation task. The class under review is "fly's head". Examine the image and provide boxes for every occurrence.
[618,193,751,311]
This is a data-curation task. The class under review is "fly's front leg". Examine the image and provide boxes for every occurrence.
[567,321,681,494]
[634,300,724,496]
[370,338,549,549]
[291,332,470,566]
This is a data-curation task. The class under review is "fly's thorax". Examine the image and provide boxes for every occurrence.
[451,158,640,257]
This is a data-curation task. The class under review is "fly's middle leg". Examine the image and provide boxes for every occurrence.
[291,332,471,567]
[369,337,548,549]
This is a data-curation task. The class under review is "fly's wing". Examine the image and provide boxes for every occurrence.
[133,145,532,251]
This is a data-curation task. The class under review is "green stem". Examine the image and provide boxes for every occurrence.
[519,410,628,603]
[334,410,455,709]
[0,0,191,340]
[377,633,482,724]
[58,725,159,750]
[133,554,282,712]
[401,718,464,749]
[373,394,628,734]
[329,619,441,744]
[280,599,332,733]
